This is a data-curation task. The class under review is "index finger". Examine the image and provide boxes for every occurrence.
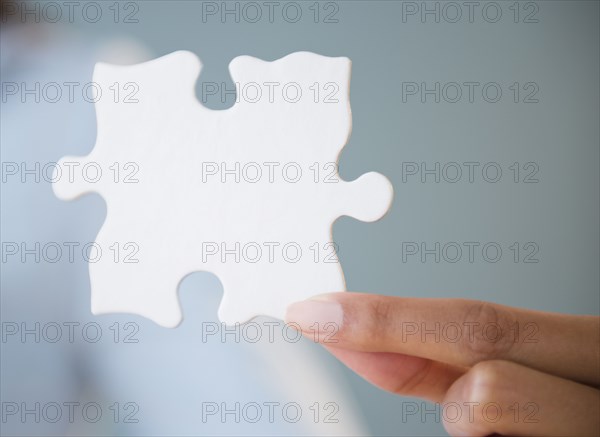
[285,293,600,386]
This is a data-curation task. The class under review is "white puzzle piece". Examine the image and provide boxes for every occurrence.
[53,51,393,327]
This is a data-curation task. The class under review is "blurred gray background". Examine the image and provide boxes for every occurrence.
[1,1,598,436]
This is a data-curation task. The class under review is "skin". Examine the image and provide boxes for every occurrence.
[285,293,600,436]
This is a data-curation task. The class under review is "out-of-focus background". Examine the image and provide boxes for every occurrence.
[1,1,598,435]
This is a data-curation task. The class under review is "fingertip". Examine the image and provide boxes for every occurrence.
[284,294,345,335]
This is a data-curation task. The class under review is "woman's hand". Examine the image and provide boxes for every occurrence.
[285,293,600,436]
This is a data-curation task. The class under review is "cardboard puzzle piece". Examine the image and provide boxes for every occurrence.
[53,51,393,327]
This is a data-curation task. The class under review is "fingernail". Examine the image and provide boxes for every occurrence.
[285,297,344,333]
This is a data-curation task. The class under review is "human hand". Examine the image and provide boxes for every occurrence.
[285,293,600,436]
